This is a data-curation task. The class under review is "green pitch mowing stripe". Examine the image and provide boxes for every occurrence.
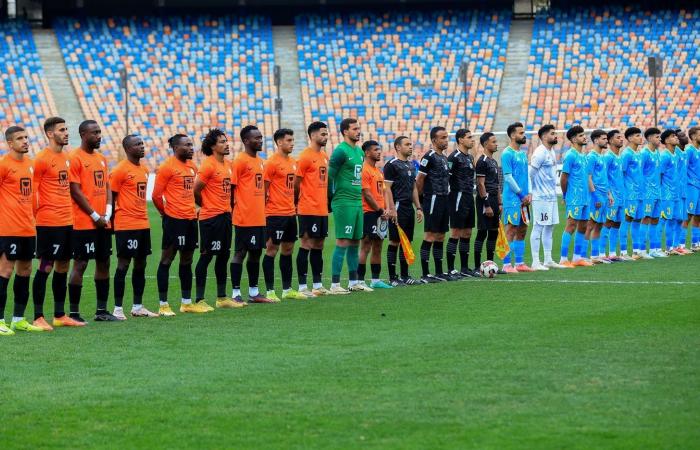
[1,204,698,448]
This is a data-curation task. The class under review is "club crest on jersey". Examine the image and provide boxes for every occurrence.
[222,178,231,194]
[319,166,327,182]
[20,177,32,197]
[94,170,105,188]
[286,174,295,190]
[255,173,263,189]
[137,182,147,200]
[58,170,69,186]
[183,176,194,191]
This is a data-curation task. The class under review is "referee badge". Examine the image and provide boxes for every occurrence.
[376,216,389,239]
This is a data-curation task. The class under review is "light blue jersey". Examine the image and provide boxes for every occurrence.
[587,151,608,199]
[640,146,661,200]
[620,146,644,200]
[604,150,625,205]
[562,148,587,206]
[501,146,529,208]
[687,144,700,188]
[676,147,688,198]
[659,148,678,201]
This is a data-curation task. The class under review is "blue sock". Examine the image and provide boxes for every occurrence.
[503,243,512,265]
[651,223,661,250]
[631,221,641,252]
[619,220,629,253]
[600,227,609,255]
[515,240,525,265]
[609,226,619,255]
[639,223,649,252]
[677,223,687,247]
[667,220,677,248]
[560,231,573,260]
[693,227,700,245]
[574,230,586,258]
[591,237,600,257]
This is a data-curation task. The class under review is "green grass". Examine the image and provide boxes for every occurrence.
[1,204,699,449]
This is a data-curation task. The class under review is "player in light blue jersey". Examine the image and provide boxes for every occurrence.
[675,129,692,253]
[602,130,627,261]
[620,127,645,259]
[686,126,700,250]
[584,129,613,264]
[639,127,663,258]
[658,130,683,254]
[559,125,592,267]
[500,122,532,273]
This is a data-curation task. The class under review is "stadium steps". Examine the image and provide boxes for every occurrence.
[272,25,308,150]
[493,19,533,133]
[32,29,85,147]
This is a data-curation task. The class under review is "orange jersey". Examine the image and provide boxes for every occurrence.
[362,163,385,213]
[232,152,265,227]
[68,148,109,230]
[197,155,233,221]
[152,156,197,220]
[33,147,73,227]
[110,159,150,231]
[264,152,296,217]
[295,147,328,216]
[0,155,36,237]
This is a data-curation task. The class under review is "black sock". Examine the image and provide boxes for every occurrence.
[114,267,128,308]
[357,263,366,282]
[459,238,471,271]
[387,244,398,280]
[68,283,82,317]
[432,240,444,275]
[214,253,229,298]
[262,254,275,291]
[194,254,213,301]
[474,229,487,269]
[246,253,261,289]
[296,248,309,287]
[132,268,146,306]
[399,249,409,279]
[157,262,170,303]
[371,263,381,280]
[446,238,458,272]
[95,278,109,313]
[12,275,30,318]
[0,275,9,320]
[230,261,243,290]
[280,254,293,290]
[32,270,49,320]
[420,241,432,277]
[486,229,498,261]
[309,248,323,284]
[52,272,67,317]
[179,263,192,300]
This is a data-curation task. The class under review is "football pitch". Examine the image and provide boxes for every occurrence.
[2,205,699,449]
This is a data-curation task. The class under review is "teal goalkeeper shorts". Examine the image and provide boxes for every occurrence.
[333,204,363,240]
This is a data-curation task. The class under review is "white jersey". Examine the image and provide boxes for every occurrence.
[529,144,558,202]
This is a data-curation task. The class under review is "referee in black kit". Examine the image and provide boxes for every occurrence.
[474,132,503,272]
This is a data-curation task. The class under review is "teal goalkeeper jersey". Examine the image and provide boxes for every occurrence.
[329,141,364,207]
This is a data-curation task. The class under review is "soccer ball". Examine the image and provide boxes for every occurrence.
[480,260,498,278]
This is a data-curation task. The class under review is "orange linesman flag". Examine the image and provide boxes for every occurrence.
[496,221,510,260]
[397,224,415,265]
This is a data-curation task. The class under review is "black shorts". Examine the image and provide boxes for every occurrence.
[72,228,112,261]
[449,191,476,229]
[36,225,73,260]
[423,194,449,233]
[162,215,198,251]
[476,194,501,230]
[388,205,415,242]
[235,226,265,251]
[266,216,298,245]
[199,213,232,255]
[0,236,36,261]
[363,211,385,240]
[115,229,152,259]
[298,215,328,239]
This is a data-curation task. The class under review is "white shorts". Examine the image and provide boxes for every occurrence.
[532,200,559,226]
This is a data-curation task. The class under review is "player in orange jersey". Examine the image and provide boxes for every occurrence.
[294,121,331,297]
[110,135,157,320]
[358,140,394,290]
[262,129,307,301]
[68,120,115,323]
[152,134,208,315]
[230,125,273,304]
[31,117,83,330]
[0,127,43,335]
[193,129,236,309]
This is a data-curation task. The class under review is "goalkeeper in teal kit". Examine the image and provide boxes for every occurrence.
[328,118,373,294]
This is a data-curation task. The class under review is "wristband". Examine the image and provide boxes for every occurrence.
[90,211,101,222]
[104,205,113,221]
[416,207,423,211]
